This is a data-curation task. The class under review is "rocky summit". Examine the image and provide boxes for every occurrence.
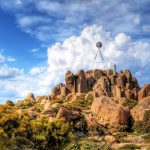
[51,69,140,100]
[0,69,150,150]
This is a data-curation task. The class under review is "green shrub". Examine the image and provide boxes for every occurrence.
[123,99,138,109]
[64,140,108,150]
[118,144,140,150]
[47,118,73,148]
[109,125,128,133]
[114,132,127,143]
[143,133,150,143]
[80,141,102,150]
[71,94,93,109]
[143,110,150,122]
[50,98,64,105]
[133,120,150,133]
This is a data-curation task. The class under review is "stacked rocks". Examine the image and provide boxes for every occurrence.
[50,69,140,100]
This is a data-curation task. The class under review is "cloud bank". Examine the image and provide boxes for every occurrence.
[0,0,149,42]
[0,25,150,103]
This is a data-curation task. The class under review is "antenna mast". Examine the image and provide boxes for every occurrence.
[91,41,109,76]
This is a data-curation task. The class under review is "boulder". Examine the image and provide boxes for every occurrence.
[5,100,14,106]
[36,96,46,102]
[57,107,81,120]
[138,84,150,99]
[132,77,139,89]
[130,96,150,122]
[104,135,116,143]
[123,70,132,84]
[44,102,51,111]
[91,96,129,126]
[109,74,117,85]
[93,77,110,97]
[125,89,134,99]
[76,69,87,93]
[93,69,104,80]
[86,77,95,91]
[117,74,126,87]
[25,93,35,100]
[65,71,75,93]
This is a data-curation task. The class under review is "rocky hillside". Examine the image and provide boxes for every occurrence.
[0,69,150,150]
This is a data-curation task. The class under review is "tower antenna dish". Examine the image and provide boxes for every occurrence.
[91,41,109,76]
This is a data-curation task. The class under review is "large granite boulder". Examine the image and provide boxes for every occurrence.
[138,84,150,99]
[130,96,150,122]
[91,96,129,126]
[57,107,81,120]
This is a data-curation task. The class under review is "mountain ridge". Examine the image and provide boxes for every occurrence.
[0,68,150,150]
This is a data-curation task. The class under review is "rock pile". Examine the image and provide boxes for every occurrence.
[51,69,140,100]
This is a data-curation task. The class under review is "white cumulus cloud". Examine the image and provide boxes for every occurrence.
[29,67,45,76]
[0,24,150,103]
[47,24,150,86]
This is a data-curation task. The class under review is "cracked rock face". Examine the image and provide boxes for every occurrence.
[50,69,140,100]
[91,96,130,127]
[138,84,150,99]
[130,96,150,122]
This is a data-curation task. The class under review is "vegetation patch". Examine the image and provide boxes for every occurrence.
[118,144,140,150]
[114,132,128,143]
[143,133,150,143]
[71,93,94,109]
[109,125,129,133]
[133,110,150,134]
[123,99,138,109]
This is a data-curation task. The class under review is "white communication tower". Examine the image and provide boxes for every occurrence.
[91,41,109,75]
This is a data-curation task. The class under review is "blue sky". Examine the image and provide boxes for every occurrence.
[0,0,150,103]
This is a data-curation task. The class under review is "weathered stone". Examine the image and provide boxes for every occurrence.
[57,107,81,120]
[86,77,95,91]
[65,71,75,93]
[132,88,138,100]
[132,77,139,89]
[130,96,150,122]
[40,99,47,105]
[112,85,122,99]
[25,93,35,100]
[93,77,111,96]
[60,86,67,96]
[125,83,132,90]
[93,77,107,97]
[51,83,67,98]
[123,70,132,84]
[36,96,46,102]
[138,84,150,99]
[109,74,117,85]
[51,87,58,97]
[125,89,134,99]
[104,135,116,143]
[91,96,129,126]
[50,69,140,101]
[44,102,51,111]
[117,74,126,87]
[5,100,14,106]
[93,69,104,80]
[76,69,87,93]
[85,115,98,129]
